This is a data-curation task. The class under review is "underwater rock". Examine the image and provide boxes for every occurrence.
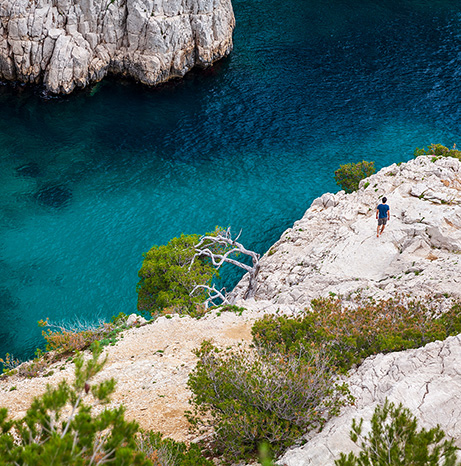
[16,162,41,178]
[0,287,18,310]
[34,185,72,208]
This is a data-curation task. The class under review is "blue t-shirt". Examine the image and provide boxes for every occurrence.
[377,203,389,218]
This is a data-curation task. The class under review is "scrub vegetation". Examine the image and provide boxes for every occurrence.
[185,295,461,462]
[336,399,461,466]
[187,340,351,462]
[1,313,137,377]
[414,143,461,160]
[334,160,375,193]
[251,296,461,373]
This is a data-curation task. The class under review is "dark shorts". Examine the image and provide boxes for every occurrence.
[378,218,387,226]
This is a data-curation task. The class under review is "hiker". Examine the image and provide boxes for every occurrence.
[376,197,390,237]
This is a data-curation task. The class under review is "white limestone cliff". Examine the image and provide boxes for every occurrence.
[0,0,235,94]
[231,155,461,465]
[235,155,461,308]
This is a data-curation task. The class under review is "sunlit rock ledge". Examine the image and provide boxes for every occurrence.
[0,0,235,94]
[234,155,461,307]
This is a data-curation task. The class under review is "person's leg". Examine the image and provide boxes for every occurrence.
[377,223,380,237]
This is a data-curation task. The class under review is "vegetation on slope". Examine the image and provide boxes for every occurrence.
[336,400,461,466]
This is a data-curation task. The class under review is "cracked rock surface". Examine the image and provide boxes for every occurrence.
[230,155,461,465]
[0,0,234,93]
[235,156,461,307]
[279,334,461,465]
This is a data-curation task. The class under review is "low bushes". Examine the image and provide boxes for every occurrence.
[40,320,115,353]
[38,313,133,355]
[336,399,461,465]
[414,143,461,160]
[187,341,350,461]
[136,431,213,466]
[252,296,461,373]
[334,161,375,193]
[187,296,461,462]
[1,314,137,378]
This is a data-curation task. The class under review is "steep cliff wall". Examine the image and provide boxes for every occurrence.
[0,0,234,93]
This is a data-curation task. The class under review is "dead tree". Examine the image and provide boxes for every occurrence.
[190,284,229,309]
[189,227,260,307]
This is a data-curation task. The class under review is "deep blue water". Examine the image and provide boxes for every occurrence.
[1,0,461,362]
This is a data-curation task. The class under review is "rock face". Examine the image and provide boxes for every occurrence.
[0,0,234,94]
[279,334,461,465]
[231,155,461,465]
[235,156,461,307]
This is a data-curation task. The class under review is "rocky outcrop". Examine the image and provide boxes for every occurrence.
[231,155,461,465]
[0,0,234,94]
[235,156,461,307]
[279,334,461,465]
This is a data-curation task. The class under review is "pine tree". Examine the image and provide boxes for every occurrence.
[0,342,150,466]
[336,399,460,466]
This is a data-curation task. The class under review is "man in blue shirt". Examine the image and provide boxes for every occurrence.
[376,197,390,237]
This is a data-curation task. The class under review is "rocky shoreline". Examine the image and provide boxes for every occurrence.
[0,155,460,464]
[0,0,235,94]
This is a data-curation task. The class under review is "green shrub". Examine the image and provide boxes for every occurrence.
[187,341,350,461]
[335,399,461,466]
[137,232,224,316]
[0,353,22,375]
[111,312,129,325]
[414,143,461,160]
[136,431,213,466]
[252,296,461,373]
[218,304,246,315]
[0,342,150,465]
[17,350,51,378]
[334,161,375,193]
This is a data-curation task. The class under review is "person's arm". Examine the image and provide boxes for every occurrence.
[387,207,390,220]
[376,208,379,219]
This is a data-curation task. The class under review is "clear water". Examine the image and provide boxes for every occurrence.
[1,0,461,362]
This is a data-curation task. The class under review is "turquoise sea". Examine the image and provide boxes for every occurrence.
[1,0,461,362]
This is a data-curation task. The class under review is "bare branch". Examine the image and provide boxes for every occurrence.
[191,228,261,302]
[191,284,233,309]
